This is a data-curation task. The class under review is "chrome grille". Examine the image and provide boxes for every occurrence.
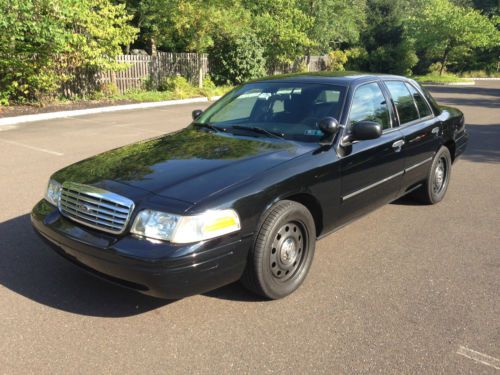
[59,182,134,234]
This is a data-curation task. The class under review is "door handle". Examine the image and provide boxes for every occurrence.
[392,139,405,152]
[431,127,439,135]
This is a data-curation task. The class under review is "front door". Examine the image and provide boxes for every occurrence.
[337,81,406,227]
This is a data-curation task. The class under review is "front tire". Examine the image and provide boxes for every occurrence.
[241,200,316,299]
[415,146,452,204]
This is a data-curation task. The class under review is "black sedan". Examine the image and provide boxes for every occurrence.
[31,73,468,300]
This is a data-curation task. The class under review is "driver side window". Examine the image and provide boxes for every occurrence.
[348,82,391,131]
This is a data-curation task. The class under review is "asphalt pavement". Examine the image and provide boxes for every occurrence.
[0,81,499,374]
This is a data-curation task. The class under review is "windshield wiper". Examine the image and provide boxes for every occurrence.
[193,122,227,133]
[230,125,285,139]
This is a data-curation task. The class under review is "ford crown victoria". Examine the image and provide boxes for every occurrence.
[31,73,468,299]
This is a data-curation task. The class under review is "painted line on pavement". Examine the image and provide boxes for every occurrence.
[456,345,500,370]
[0,139,64,156]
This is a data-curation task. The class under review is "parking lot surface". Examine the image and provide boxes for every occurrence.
[0,82,499,374]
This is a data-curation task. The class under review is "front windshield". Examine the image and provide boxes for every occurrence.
[196,82,346,142]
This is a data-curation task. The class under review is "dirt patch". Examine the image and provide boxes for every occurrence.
[0,99,139,118]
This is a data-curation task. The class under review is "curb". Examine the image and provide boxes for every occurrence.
[421,81,475,86]
[0,96,222,127]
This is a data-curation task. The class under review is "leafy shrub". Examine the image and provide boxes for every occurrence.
[100,82,119,97]
[199,76,216,97]
[460,70,500,78]
[208,33,267,85]
[344,47,369,71]
[428,62,445,75]
[0,0,137,104]
[142,76,157,91]
[327,50,349,71]
[367,41,418,75]
[294,60,309,73]
[158,76,198,98]
[412,73,470,83]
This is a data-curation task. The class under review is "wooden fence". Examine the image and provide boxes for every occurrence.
[63,53,329,95]
[96,53,208,93]
[272,56,330,75]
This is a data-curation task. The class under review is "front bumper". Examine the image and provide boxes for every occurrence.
[31,200,251,299]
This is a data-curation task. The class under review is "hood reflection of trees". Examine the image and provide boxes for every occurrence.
[54,127,292,184]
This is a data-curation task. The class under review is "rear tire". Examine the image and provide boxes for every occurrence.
[414,146,452,204]
[241,200,316,299]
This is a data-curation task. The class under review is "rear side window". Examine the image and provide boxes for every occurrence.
[385,81,419,125]
[348,82,391,130]
[405,83,432,118]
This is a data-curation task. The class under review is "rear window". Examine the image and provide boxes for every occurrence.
[385,81,419,124]
[405,83,432,118]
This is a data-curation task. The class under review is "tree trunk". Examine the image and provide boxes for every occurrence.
[150,37,157,56]
[306,48,311,72]
[439,47,450,76]
[198,54,203,88]
[305,0,315,72]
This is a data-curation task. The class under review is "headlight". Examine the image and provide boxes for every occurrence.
[45,179,62,206]
[130,209,241,244]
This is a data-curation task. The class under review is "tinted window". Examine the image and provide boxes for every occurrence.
[197,83,346,142]
[419,84,441,113]
[348,82,391,130]
[385,81,419,124]
[405,83,432,118]
[210,89,260,122]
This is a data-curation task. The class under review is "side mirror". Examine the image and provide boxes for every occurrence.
[192,109,203,120]
[351,121,382,141]
[318,117,340,146]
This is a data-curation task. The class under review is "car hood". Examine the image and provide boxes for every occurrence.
[53,127,314,204]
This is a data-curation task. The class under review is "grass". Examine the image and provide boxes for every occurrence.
[412,73,473,84]
[1,76,233,110]
[108,85,232,102]
[110,90,176,102]
[0,82,233,118]
[97,80,233,103]
[459,70,500,78]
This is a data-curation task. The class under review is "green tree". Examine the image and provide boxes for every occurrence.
[208,33,266,85]
[244,0,313,71]
[300,0,366,57]
[0,0,137,103]
[356,0,420,75]
[408,0,500,75]
[124,0,251,53]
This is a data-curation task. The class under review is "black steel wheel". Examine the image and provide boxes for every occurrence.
[414,146,452,204]
[241,200,316,299]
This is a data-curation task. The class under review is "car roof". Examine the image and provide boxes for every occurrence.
[254,71,407,87]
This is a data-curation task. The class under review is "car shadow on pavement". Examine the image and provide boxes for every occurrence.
[392,122,500,206]
[0,214,259,316]
[462,124,500,164]
[391,195,422,206]
[0,214,171,317]
[203,282,263,302]
[429,83,500,108]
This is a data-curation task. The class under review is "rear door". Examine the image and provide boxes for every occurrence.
[338,81,405,227]
[382,80,441,193]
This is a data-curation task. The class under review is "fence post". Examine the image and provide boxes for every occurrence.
[150,54,158,89]
[198,53,204,88]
